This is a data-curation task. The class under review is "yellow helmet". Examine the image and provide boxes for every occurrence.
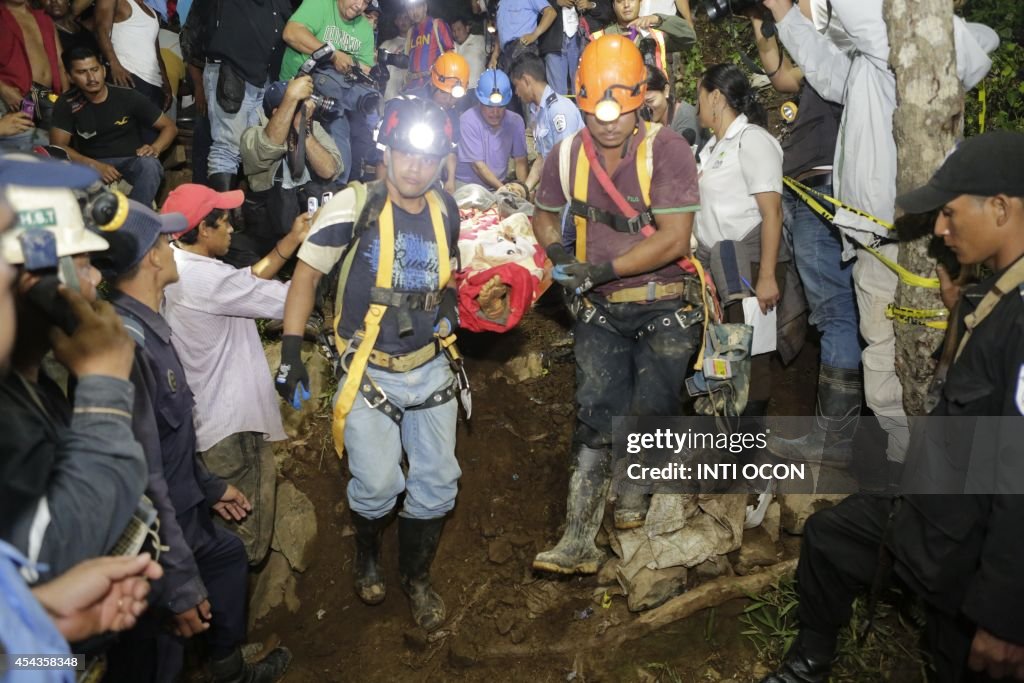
[575,34,647,121]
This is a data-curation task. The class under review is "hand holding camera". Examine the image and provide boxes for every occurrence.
[332,50,355,74]
[286,75,316,104]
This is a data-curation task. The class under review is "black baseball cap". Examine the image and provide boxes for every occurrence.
[896,130,1024,214]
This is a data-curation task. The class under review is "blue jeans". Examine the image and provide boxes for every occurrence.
[0,126,48,153]
[98,155,163,206]
[544,33,582,97]
[783,183,861,370]
[203,63,265,175]
[574,295,702,447]
[339,354,461,520]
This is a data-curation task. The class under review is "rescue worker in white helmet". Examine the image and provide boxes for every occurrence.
[275,96,466,632]
[530,34,704,574]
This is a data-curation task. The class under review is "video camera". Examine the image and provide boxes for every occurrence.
[369,48,410,93]
[704,0,778,37]
[293,42,384,120]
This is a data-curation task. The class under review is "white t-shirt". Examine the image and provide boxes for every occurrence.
[640,0,676,17]
[455,33,487,89]
[694,114,783,248]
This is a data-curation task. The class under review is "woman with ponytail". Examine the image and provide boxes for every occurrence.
[694,62,786,416]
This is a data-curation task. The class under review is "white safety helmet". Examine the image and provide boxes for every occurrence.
[1,184,109,265]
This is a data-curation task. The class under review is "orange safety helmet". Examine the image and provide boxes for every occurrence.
[575,34,647,121]
[431,51,470,98]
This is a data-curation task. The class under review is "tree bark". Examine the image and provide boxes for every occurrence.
[885,0,963,415]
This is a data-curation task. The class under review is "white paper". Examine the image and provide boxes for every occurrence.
[742,296,777,356]
[562,7,579,37]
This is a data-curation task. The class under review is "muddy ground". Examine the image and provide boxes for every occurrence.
[243,289,905,683]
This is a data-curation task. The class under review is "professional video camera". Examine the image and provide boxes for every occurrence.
[704,0,777,37]
[370,48,411,92]
[294,42,384,120]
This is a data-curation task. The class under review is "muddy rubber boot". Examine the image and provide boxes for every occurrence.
[209,646,292,683]
[533,445,611,574]
[398,516,446,631]
[757,628,836,683]
[613,480,648,530]
[352,511,390,605]
[768,366,862,467]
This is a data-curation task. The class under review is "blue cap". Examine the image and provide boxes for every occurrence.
[476,69,512,107]
[263,81,288,117]
[0,154,99,189]
[93,200,187,279]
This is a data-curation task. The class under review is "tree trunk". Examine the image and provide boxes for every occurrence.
[885,0,963,415]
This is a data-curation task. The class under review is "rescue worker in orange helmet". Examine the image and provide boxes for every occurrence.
[404,51,470,193]
[530,35,704,574]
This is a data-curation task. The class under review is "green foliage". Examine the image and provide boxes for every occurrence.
[740,579,930,683]
[962,0,1023,134]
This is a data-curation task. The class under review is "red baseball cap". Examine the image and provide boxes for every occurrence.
[161,183,244,238]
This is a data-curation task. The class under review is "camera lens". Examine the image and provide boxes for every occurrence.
[704,0,730,21]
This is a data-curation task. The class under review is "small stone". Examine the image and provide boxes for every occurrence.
[334,500,348,517]
[448,638,478,668]
[271,481,318,572]
[509,626,527,644]
[763,501,781,543]
[249,551,300,627]
[703,666,721,681]
[403,629,428,652]
[481,518,500,538]
[496,612,515,635]
[736,526,780,571]
[488,538,514,564]
[507,533,533,548]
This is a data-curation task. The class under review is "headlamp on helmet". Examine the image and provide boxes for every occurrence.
[408,123,436,152]
[582,83,645,122]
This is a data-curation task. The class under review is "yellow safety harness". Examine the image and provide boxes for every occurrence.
[782,175,948,330]
[330,188,462,458]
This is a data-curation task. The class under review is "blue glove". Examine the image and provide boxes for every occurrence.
[552,261,618,295]
[275,335,311,409]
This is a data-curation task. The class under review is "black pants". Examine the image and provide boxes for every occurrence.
[797,494,996,683]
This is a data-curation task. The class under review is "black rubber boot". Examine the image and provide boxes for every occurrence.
[533,445,611,574]
[768,365,862,466]
[352,511,390,605]
[398,516,446,631]
[207,171,238,192]
[757,628,836,683]
[209,646,292,683]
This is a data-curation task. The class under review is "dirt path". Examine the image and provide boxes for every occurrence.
[253,300,822,682]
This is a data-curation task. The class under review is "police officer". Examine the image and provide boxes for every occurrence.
[759,131,1024,683]
[530,35,703,574]
[509,53,583,197]
[276,97,464,632]
[105,201,291,683]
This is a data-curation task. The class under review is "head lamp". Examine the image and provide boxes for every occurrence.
[590,84,643,122]
[451,84,466,99]
[408,122,435,151]
[488,87,503,104]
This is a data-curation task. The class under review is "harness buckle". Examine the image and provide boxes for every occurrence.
[674,305,704,329]
[363,383,389,410]
[423,290,443,310]
[626,214,645,234]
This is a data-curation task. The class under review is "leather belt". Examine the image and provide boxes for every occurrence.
[793,170,833,188]
[604,281,685,304]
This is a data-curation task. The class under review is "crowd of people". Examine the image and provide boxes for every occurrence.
[1,0,1023,680]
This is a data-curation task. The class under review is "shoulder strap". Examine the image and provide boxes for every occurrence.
[559,130,579,204]
[636,122,661,207]
[955,258,1024,361]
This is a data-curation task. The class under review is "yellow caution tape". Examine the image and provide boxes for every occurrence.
[979,83,987,134]
[783,177,941,290]
[885,303,948,330]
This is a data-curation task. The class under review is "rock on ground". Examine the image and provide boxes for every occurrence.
[779,494,847,535]
[249,550,300,627]
[271,481,319,572]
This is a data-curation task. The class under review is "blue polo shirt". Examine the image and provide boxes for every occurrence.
[496,0,550,44]
[529,84,583,159]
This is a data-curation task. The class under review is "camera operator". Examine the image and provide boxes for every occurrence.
[239,75,342,264]
[281,0,376,185]
[0,159,147,583]
[761,0,999,482]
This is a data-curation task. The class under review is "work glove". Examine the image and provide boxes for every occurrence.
[434,287,460,336]
[275,334,311,409]
[552,261,618,295]
[545,242,576,267]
